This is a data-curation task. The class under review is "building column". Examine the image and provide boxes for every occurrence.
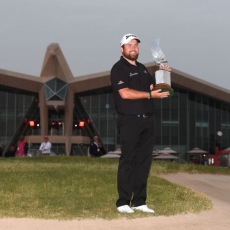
[64,87,74,155]
[39,86,48,136]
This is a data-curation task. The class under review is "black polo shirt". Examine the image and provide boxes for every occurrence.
[110,56,155,114]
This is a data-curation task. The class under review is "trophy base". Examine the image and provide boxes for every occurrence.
[154,83,173,97]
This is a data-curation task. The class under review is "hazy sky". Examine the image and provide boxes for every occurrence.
[0,0,230,90]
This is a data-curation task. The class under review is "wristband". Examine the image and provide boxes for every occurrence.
[147,92,151,99]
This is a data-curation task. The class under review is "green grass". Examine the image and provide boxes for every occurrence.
[0,157,229,220]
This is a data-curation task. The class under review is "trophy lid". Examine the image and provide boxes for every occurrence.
[151,37,167,63]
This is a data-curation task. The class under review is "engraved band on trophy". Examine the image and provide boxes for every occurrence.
[151,37,173,97]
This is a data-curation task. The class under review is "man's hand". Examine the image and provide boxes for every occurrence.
[151,89,169,99]
[159,64,171,72]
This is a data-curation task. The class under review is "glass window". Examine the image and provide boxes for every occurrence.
[45,79,56,92]
[81,97,90,110]
[0,118,7,136]
[179,90,187,143]
[63,85,230,159]
[7,118,15,136]
[57,86,67,101]
[99,117,107,139]
[188,93,196,149]
[16,94,25,116]
[7,93,16,116]
[45,86,55,100]
[45,78,67,101]
[100,94,108,117]
[56,78,66,91]
[0,91,7,116]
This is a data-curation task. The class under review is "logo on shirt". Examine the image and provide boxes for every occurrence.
[130,72,138,77]
[143,70,148,74]
[118,80,124,85]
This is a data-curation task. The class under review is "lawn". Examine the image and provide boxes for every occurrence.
[0,157,229,220]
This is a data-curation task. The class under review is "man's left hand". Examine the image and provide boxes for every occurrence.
[159,64,171,72]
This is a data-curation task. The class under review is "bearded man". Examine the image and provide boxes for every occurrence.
[110,33,171,214]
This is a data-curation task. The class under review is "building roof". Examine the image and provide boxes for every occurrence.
[1,43,230,103]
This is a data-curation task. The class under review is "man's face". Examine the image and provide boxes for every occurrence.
[44,138,48,142]
[121,39,139,61]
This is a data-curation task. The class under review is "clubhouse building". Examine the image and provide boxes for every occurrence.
[1,43,230,161]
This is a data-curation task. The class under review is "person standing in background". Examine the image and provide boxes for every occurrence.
[16,135,28,157]
[39,136,52,156]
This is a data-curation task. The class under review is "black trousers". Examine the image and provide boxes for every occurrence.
[116,113,155,207]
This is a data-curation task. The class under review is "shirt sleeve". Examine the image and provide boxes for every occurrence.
[45,142,51,150]
[39,143,43,150]
[111,65,129,91]
[39,142,51,151]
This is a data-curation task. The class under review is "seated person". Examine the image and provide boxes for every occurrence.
[39,136,52,156]
[89,136,103,157]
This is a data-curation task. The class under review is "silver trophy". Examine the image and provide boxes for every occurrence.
[151,37,173,97]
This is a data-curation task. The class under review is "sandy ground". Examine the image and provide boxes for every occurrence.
[1,173,230,230]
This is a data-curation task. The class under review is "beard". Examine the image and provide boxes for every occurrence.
[122,51,139,61]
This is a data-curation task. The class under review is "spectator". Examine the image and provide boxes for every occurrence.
[16,135,28,157]
[89,136,103,157]
[39,136,52,156]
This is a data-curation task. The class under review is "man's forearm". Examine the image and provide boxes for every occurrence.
[119,88,149,99]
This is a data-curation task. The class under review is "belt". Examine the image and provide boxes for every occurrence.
[118,113,152,118]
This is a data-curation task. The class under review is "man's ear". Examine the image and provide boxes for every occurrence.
[120,46,123,53]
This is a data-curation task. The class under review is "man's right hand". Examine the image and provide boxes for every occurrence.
[151,89,169,99]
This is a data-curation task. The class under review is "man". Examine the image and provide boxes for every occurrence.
[16,135,28,157]
[89,136,103,157]
[110,33,171,214]
[39,136,52,156]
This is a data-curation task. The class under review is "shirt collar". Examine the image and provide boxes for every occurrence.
[120,56,140,67]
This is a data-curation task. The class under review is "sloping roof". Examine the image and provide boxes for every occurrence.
[71,62,230,103]
[0,68,43,92]
[170,67,230,102]
[0,43,230,104]
[40,43,74,82]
